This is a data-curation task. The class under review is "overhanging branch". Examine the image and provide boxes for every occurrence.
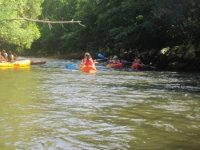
[5,17,86,27]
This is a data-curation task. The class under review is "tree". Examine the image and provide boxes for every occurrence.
[0,0,44,50]
[32,0,200,63]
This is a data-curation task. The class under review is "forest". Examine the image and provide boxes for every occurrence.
[0,0,200,71]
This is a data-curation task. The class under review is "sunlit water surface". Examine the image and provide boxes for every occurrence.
[0,59,200,150]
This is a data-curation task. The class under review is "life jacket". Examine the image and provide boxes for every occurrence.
[132,58,142,70]
[132,63,142,70]
[81,58,94,66]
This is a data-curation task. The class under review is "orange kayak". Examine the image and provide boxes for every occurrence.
[80,65,97,74]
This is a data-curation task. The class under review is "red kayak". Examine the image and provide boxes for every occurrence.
[107,63,124,69]
[131,63,142,70]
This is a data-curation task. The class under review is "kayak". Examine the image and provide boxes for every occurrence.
[107,63,124,69]
[80,65,97,74]
[31,60,46,65]
[131,63,142,70]
[131,64,156,71]
[0,60,31,68]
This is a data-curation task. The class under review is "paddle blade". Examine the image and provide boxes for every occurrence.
[65,63,78,70]
[98,53,105,59]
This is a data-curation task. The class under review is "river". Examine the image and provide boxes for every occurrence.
[0,58,199,150]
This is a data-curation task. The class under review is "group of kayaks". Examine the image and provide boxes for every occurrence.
[97,53,156,71]
[106,62,156,71]
[0,58,98,74]
[0,55,155,74]
[65,61,156,74]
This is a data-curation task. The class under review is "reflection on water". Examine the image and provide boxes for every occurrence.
[0,59,200,149]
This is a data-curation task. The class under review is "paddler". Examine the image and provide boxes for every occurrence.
[2,50,8,61]
[8,51,15,62]
[112,55,121,64]
[80,52,95,67]
[131,56,144,70]
[0,51,7,62]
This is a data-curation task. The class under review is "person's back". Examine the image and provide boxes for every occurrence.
[8,51,15,62]
[82,58,94,66]
[80,52,97,73]
[112,55,120,64]
[132,57,143,70]
[0,51,7,62]
[2,50,8,60]
[81,52,95,67]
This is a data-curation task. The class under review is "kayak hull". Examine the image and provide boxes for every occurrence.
[131,63,142,70]
[0,60,31,68]
[80,65,97,74]
[107,63,124,69]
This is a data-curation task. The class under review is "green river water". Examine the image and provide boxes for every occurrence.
[0,59,199,150]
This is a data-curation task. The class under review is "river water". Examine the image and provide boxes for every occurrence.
[0,58,199,150]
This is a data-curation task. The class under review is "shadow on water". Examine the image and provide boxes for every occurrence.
[106,78,200,94]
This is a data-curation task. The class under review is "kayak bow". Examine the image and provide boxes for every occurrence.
[0,60,31,68]
[80,65,97,74]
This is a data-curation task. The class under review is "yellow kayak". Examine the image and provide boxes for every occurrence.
[0,60,31,68]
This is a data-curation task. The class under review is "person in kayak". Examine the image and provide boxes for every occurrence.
[131,56,144,70]
[0,51,7,62]
[108,55,121,64]
[8,51,15,62]
[81,52,95,67]
[2,50,8,61]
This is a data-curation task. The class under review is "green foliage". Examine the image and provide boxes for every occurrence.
[0,0,43,50]
[31,0,200,62]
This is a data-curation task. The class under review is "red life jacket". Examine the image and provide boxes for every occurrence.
[81,58,94,66]
[132,63,141,70]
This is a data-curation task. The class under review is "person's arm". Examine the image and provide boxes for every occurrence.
[91,58,95,66]
[80,59,85,67]
[139,59,144,66]
[93,59,99,64]
[0,55,6,62]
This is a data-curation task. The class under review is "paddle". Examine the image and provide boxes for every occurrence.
[97,53,108,62]
[120,60,156,70]
[98,53,106,59]
[65,63,78,70]
[143,64,156,70]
